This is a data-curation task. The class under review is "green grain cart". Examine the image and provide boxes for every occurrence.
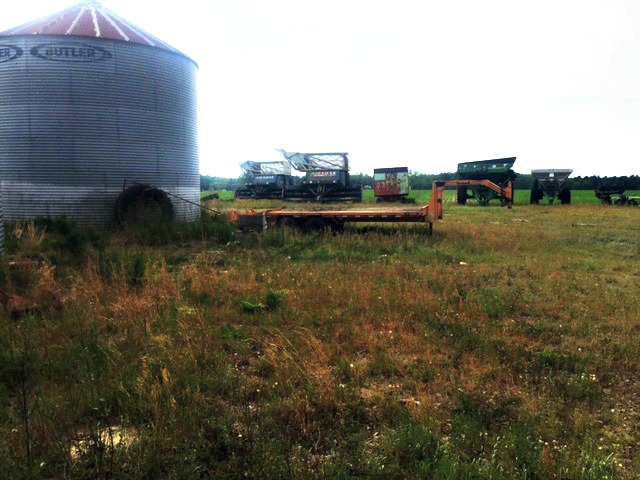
[456,157,517,206]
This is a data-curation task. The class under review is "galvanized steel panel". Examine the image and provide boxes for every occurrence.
[0,35,200,225]
[0,189,4,255]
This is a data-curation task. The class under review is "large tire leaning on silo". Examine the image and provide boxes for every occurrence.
[457,186,468,205]
[116,184,174,228]
[559,188,571,205]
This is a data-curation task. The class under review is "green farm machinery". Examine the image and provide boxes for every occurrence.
[595,185,639,206]
[456,157,517,206]
[530,169,573,204]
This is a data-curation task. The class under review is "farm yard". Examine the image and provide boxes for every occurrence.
[0,195,638,479]
[208,188,640,206]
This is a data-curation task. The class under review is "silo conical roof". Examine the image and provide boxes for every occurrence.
[0,0,192,61]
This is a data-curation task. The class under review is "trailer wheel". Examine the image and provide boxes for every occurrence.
[457,186,468,205]
[330,219,346,234]
[302,217,328,234]
[277,216,298,229]
[478,194,489,206]
[530,187,543,204]
[559,188,571,205]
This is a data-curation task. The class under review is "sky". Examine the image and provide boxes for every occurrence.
[2,0,640,178]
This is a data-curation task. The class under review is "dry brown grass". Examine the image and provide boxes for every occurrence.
[0,204,638,478]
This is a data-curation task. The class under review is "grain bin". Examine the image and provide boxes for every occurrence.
[0,1,200,226]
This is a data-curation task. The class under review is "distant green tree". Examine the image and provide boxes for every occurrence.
[200,176,212,191]
[200,175,239,191]
[349,173,373,187]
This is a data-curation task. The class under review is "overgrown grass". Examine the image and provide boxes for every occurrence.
[0,204,638,478]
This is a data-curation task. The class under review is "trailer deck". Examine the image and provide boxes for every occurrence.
[266,205,433,223]
[235,181,445,234]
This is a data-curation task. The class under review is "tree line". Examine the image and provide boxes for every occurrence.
[201,173,640,191]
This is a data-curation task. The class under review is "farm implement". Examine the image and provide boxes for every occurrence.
[373,167,413,203]
[456,157,517,206]
[234,161,296,200]
[234,149,363,202]
[278,149,363,203]
[595,185,639,206]
[233,179,508,235]
[530,169,573,204]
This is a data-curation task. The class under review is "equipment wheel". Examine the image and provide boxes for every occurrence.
[457,186,468,205]
[559,188,571,205]
[530,188,542,204]
[302,217,328,234]
[478,194,489,206]
[330,219,346,234]
[277,216,298,229]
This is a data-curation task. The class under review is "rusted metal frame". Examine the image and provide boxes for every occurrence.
[428,181,445,220]
[441,179,513,207]
[251,184,445,234]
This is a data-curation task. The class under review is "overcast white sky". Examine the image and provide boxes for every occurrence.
[3,0,640,178]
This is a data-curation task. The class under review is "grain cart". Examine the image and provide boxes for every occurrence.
[234,161,296,199]
[373,167,413,203]
[595,185,639,206]
[530,169,572,204]
[456,157,517,206]
[277,149,363,202]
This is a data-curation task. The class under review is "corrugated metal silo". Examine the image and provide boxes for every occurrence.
[0,191,4,254]
[0,1,200,226]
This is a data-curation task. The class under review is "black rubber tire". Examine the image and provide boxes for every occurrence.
[330,219,345,233]
[457,186,468,205]
[302,217,328,234]
[277,216,298,229]
[116,184,174,227]
[530,188,543,204]
[559,188,571,205]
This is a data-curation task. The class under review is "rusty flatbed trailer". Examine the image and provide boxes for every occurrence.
[238,181,445,234]
[234,180,513,234]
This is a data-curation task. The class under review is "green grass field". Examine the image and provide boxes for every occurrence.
[0,203,639,478]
